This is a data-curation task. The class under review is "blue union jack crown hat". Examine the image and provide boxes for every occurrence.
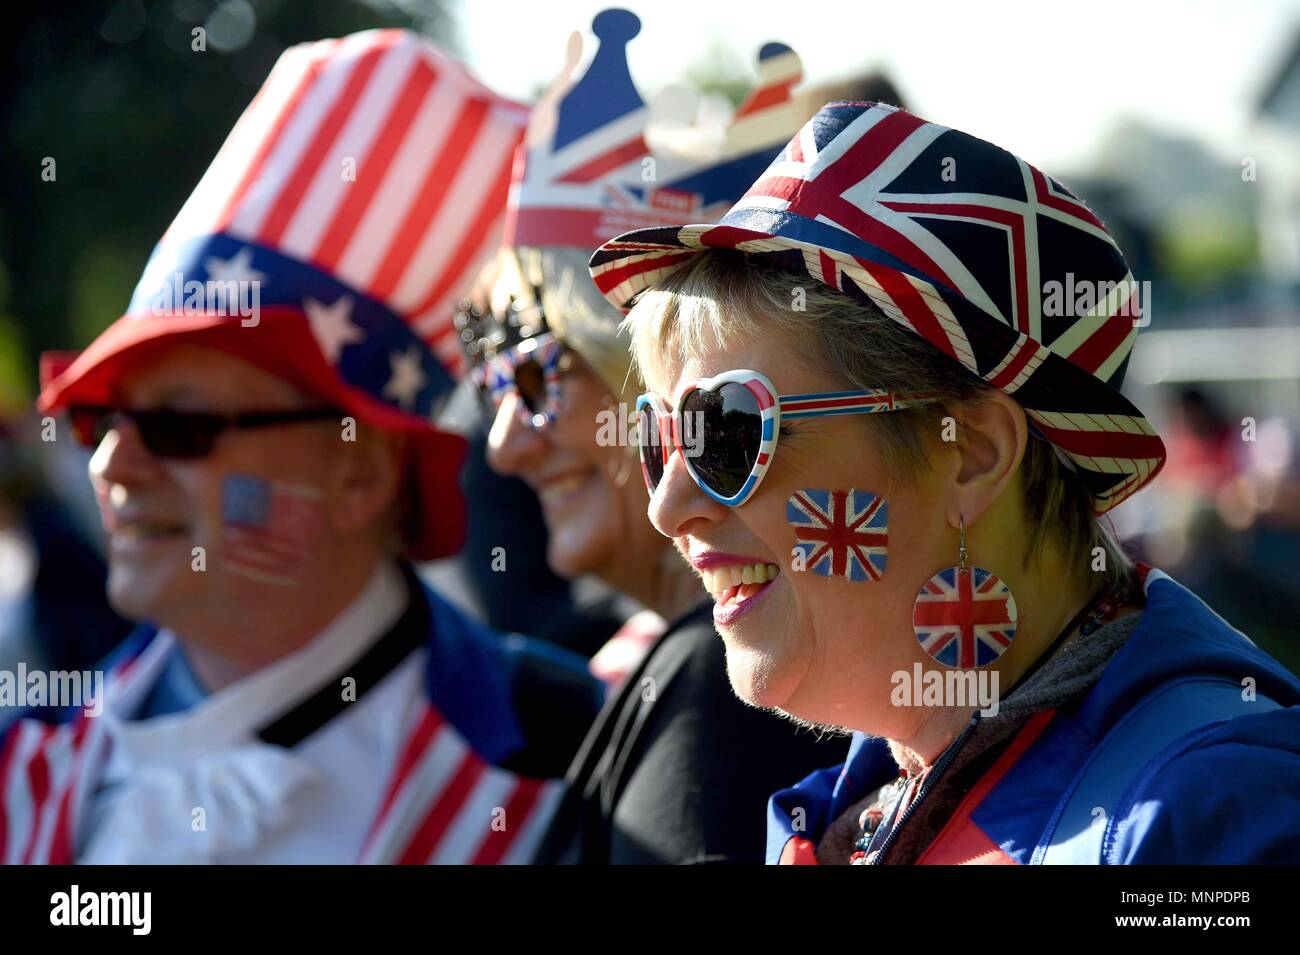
[590,101,1167,514]
[504,7,805,250]
[464,6,807,403]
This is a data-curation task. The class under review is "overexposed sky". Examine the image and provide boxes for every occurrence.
[454,0,1299,173]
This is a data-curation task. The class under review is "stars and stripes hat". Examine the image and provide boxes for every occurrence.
[37,29,531,559]
[590,101,1167,513]
[503,7,805,252]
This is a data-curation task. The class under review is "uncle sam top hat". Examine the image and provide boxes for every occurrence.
[38,29,530,559]
[590,101,1167,513]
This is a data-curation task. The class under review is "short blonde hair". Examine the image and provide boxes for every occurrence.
[624,250,1137,599]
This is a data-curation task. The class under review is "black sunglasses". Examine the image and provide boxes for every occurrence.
[68,405,343,460]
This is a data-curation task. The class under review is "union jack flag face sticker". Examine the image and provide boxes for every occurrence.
[913,567,1018,669]
[787,489,888,582]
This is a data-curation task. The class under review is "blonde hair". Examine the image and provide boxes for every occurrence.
[623,250,1137,600]
[493,246,640,405]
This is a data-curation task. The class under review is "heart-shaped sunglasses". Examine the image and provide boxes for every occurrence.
[637,370,937,506]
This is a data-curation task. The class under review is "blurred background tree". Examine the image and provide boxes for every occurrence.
[682,38,750,106]
[0,0,454,410]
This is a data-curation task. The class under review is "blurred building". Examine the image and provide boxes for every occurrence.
[1255,28,1300,286]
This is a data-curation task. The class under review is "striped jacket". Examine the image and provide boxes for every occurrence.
[0,564,603,864]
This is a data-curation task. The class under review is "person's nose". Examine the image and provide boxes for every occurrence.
[89,416,164,490]
[485,391,548,477]
[646,444,729,539]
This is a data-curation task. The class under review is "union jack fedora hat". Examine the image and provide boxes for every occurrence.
[39,29,530,559]
[590,101,1167,514]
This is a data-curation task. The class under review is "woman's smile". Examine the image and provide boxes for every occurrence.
[689,549,783,624]
[535,468,597,512]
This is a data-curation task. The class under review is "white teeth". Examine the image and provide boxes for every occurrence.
[700,561,781,603]
[540,475,585,502]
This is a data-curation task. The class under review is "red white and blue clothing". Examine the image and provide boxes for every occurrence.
[768,569,1300,864]
[0,563,603,864]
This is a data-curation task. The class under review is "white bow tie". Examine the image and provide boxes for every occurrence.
[81,742,323,864]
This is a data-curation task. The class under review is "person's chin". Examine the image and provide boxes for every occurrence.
[105,539,191,622]
[545,528,611,581]
[710,583,798,705]
[107,568,182,623]
[720,639,803,710]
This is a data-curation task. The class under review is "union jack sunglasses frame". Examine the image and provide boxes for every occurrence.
[636,369,935,507]
[472,332,567,428]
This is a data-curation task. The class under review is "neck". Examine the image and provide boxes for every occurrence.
[172,553,389,693]
[898,554,1099,772]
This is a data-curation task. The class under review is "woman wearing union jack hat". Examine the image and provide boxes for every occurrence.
[596,101,1300,864]
[463,9,847,863]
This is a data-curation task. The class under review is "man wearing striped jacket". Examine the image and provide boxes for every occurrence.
[0,29,602,864]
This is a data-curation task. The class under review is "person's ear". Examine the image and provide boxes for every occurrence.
[324,424,405,539]
[938,390,1029,529]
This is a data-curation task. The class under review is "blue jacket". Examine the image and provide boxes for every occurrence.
[768,569,1300,864]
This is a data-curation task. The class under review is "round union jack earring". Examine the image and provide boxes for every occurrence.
[912,516,1018,669]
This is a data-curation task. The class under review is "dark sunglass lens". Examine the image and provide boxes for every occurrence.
[134,410,223,459]
[681,382,763,499]
[69,407,111,449]
[638,406,665,491]
[514,360,547,415]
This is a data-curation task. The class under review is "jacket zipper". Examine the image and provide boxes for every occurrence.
[868,713,982,865]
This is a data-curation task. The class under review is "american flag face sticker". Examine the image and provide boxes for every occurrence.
[786,489,888,582]
[913,567,1018,668]
[221,475,325,587]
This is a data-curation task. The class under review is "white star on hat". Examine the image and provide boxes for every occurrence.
[204,247,267,287]
[383,345,427,410]
[304,295,364,364]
